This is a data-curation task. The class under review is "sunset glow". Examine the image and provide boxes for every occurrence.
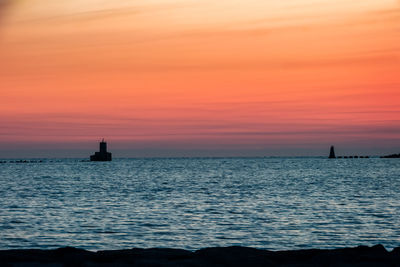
[1,0,399,157]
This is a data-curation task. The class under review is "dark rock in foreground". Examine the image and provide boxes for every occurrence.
[1,245,399,266]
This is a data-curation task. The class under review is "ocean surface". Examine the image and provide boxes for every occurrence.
[0,157,399,251]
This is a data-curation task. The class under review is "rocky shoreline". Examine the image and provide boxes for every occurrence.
[1,245,399,266]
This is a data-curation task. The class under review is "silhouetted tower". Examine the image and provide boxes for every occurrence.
[99,138,107,153]
[90,139,112,161]
[329,146,336,159]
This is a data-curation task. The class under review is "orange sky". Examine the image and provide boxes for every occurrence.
[0,0,399,157]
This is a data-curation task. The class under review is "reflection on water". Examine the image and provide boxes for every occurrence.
[0,158,399,251]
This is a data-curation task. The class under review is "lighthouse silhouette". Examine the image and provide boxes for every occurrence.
[90,139,112,161]
[329,146,336,159]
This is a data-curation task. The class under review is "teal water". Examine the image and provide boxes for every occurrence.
[0,158,399,251]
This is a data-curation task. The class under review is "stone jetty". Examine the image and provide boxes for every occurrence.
[380,153,400,158]
[328,146,370,159]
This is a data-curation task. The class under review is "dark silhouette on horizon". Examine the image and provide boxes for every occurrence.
[329,146,372,159]
[329,146,336,159]
[380,153,400,158]
[90,139,112,161]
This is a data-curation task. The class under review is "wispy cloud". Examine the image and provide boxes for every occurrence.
[0,0,11,22]
[8,1,197,24]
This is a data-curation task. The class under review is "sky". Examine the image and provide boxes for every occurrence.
[0,0,399,158]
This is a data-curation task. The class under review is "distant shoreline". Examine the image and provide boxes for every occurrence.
[1,245,399,266]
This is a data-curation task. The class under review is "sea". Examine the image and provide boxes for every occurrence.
[0,157,399,251]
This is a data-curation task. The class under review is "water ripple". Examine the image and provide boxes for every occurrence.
[0,157,399,251]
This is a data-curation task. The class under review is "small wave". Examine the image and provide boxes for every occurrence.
[94,230,119,234]
[10,220,25,224]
